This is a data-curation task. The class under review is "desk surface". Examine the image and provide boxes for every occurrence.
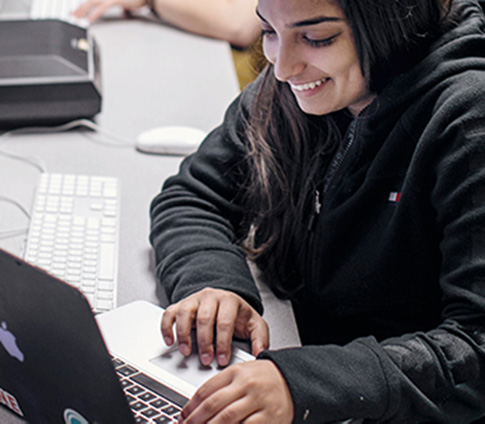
[0,14,300,424]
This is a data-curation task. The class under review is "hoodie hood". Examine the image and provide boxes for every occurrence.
[366,0,485,126]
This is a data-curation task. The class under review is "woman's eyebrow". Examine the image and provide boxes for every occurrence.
[256,9,342,27]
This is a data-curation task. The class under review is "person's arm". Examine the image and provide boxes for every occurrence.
[150,81,261,311]
[152,0,260,48]
[73,0,145,22]
[151,79,267,363]
[73,0,261,48]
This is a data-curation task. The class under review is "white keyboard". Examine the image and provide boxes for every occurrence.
[24,173,120,313]
[30,0,86,22]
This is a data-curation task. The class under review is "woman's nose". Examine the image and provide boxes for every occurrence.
[272,42,306,82]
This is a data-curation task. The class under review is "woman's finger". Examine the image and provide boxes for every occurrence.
[160,304,178,346]
[214,298,239,366]
[174,299,199,356]
[195,294,219,366]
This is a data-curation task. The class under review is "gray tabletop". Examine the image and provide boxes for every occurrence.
[0,15,300,424]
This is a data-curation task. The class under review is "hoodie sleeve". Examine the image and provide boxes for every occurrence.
[149,80,263,314]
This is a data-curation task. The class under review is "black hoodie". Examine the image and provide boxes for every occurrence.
[150,0,485,422]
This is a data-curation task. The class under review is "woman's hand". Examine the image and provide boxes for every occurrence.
[161,288,269,366]
[179,359,294,424]
[72,0,146,22]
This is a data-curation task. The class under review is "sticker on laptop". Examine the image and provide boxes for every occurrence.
[64,408,89,424]
[0,386,24,417]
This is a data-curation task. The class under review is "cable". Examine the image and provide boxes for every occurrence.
[0,119,136,172]
[0,125,50,172]
[0,195,30,240]
[0,118,135,146]
[0,149,47,173]
[0,228,28,240]
[0,195,31,220]
[74,119,136,147]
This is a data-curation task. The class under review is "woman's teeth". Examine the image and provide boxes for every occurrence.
[291,78,328,92]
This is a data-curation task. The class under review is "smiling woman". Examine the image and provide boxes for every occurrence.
[257,0,373,116]
[149,0,485,422]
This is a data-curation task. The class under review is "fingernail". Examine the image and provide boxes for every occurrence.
[201,353,212,366]
[164,336,172,346]
[179,343,190,356]
[218,354,228,366]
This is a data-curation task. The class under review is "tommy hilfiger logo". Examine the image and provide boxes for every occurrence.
[388,192,401,203]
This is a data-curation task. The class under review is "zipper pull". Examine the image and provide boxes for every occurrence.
[307,189,322,231]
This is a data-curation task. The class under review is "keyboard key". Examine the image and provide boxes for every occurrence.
[141,408,161,418]
[131,373,189,408]
[126,395,137,405]
[150,399,168,409]
[127,386,145,396]
[117,365,138,377]
[162,406,180,416]
[139,392,157,402]
[120,379,134,389]
[153,416,173,424]
[131,401,148,411]
[99,243,115,281]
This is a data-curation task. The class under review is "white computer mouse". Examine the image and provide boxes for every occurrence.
[135,126,207,156]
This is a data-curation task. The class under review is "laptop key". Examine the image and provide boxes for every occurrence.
[141,408,161,418]
[126,394,137,404]
[127,385,145,395]
[131,373,189,408]
[162,405,180,416]
[139,392,157,402]
[120,378,134,389]
[131,401,148,411]
[150,398,168,409]
[112,357,124,367]
[118,364,138,376]
[153,416,173,424]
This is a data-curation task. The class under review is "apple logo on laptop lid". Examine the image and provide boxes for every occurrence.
[0,322,24,362]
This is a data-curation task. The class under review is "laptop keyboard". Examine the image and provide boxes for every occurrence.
[113,357,188,423]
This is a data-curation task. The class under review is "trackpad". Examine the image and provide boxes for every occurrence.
[149,344,251,388]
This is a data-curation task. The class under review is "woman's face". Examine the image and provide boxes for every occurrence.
[259,0,374,116]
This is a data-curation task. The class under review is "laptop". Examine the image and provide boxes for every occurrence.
[0,249,252,423]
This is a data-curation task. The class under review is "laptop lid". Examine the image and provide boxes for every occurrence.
[0,249,134,423]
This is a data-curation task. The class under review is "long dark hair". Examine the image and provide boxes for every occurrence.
[242,0,453,298]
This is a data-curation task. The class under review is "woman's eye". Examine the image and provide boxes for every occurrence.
[261,28,275,37]
[304,34,339,48]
